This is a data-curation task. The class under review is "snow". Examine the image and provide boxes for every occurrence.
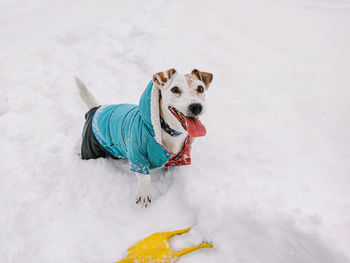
[1,0,350,262]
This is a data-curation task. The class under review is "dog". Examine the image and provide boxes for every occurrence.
[76,68,213,207]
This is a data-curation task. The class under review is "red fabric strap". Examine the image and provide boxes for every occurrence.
[165,138,192,171]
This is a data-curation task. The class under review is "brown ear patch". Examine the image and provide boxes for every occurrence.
[153,72,167,85]
[153,68,177,86]
[166,68,176,78]
[191,69,213,86]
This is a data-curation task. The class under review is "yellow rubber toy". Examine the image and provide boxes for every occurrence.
[116,227,212,263]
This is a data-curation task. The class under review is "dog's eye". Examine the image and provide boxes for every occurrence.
[197,85,204,93]
[171,86,181,94]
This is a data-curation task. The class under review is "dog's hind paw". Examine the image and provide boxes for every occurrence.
[136,194,151,208]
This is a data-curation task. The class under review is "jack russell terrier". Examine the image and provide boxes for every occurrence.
[76,68,213,207]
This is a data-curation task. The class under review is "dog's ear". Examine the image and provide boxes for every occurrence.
[153,68,177,87]
[191,69,213,86]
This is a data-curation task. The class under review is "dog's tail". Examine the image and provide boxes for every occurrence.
[75,77,99,109]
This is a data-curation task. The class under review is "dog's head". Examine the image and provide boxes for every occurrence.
[153,68,213,137]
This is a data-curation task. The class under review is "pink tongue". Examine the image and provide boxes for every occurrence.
[184,116,206,137]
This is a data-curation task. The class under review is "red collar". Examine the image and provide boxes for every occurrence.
[164,137,192,172]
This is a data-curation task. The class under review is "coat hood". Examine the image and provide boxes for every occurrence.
[139,80,163,145]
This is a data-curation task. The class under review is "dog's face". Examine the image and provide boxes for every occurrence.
[153,69,213,137]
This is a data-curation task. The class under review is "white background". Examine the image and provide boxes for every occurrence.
[0,0,349,262]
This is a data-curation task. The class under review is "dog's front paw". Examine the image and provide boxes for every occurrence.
[136,173,151,208]
[136,193,151,208]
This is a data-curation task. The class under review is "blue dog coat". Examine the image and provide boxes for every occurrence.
[91,80,191,174]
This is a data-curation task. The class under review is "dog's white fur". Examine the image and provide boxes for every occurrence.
[75,77,99,109]
[76,69,212,207]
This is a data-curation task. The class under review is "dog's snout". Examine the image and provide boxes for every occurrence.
[189,103,203,115]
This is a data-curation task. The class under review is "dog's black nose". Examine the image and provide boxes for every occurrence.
[189,103,203,116]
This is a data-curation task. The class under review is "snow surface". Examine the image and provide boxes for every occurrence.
[1,0,350,262]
